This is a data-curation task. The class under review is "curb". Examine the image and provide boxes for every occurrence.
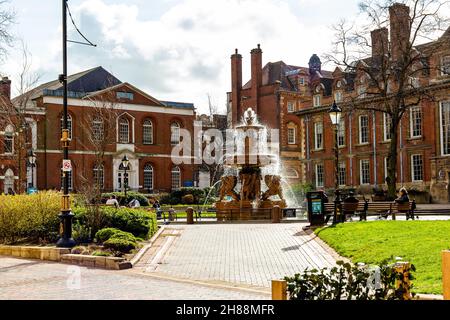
[130,225,166,266]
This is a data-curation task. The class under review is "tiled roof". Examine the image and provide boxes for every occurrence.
[242,61,333,91]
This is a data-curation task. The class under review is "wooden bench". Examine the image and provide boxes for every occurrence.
[367,201,416,220]
[324,201,368,222]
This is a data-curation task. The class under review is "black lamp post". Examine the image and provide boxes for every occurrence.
[57,0,75,248]
[121,155,130,198]
[27,149,37,189]
[328,101,343,225]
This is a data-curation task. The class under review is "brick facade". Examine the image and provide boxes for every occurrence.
[1,67,196,194]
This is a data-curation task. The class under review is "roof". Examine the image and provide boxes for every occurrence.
[242,60,333,91]
[161,101,195,110]
[12,66,122,103]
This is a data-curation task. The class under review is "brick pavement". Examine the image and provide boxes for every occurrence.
[0,257,269,300]
[137,223,337,288]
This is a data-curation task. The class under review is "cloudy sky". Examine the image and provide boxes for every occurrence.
[3,0,366,113]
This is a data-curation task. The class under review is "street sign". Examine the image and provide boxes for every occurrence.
[62,159,72,172]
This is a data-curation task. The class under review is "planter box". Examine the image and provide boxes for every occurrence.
[0,245,70,261]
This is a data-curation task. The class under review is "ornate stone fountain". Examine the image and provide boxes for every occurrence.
[216,108,286,220]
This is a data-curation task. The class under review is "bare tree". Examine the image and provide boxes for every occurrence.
[323,0,450,199]
[78,88,120,205]
[0,0,15,61]
[0,43,40,193]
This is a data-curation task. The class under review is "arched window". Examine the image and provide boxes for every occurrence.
[92,117,104,141]
[143,164,153,190]
[3,168,14,194]
[60,114,73,139]
[93,164,104,190]
[119,117,130,143]
[4,125,14,154]
[170,122,180,145]
[143,120,153,145]
[171,166,181,190]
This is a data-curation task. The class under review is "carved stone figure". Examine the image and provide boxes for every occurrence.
[240,172,261,201]
[261,175,284,201]
[219,176,240,201]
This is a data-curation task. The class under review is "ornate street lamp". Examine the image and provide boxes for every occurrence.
[121,155,130,198]
[27,149,37,189]
[328,101,343,224]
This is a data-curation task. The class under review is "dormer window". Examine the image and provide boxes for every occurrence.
[287,101,295,113]
[334,91,343,103]
[117,92,134,100]
[313,95,321,107]
[336,80,342,88]
[298,77,305,86]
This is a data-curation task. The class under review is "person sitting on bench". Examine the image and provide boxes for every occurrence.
[381,187,409,219]
[343,191,359,222]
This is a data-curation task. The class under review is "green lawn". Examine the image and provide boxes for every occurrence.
[315,220,450,295]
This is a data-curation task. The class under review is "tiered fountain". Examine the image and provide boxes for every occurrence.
[216,108,286,221]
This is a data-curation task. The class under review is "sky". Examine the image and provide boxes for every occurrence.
[1,0,370,113]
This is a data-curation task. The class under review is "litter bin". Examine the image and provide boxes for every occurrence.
[306,191,326,226]
[186,207,194,224]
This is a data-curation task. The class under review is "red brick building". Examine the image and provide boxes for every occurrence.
[227,4,450,202]
[294,4,450,202]
[1,67,196,194]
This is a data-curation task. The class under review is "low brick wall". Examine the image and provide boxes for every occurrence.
[0,245,70,261]
[0,245,131,270]
[60,254,132,270]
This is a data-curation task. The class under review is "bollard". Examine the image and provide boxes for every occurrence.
[442,250,450,300]
[186,207,194,225]
[394,261,412,300]
[271,280,287,300]
[272,205,281,223]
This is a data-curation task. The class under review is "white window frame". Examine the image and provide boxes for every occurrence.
[171,122,181,145]
[359,115,369,144]
[93,164,104,190]
[384,157,388,183]
[298,77,305,86]
[410,106,422,138]
[315,163,324,188]
[334,91,343,103]
[143,120,154,145]
[119,117,130,144]
[287,101,295,113]
[143,164,154,190]
[171,166,181,190]
[314,122,323,150]
[440,101,450,156]
[287,126,296,145]
[313,95,321,107]
[411,154,424,182]
[360,159,370,185]
[3,125,14,154]
[383,113,392,141]
[92,117,104,141]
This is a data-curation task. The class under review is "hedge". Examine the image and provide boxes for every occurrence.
[0,191,61,244]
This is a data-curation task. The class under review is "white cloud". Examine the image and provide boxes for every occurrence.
[69,0,334,114]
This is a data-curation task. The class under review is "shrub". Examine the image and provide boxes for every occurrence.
[0,191,61,244]
[182,194,195,204]
[95,228,122,243]
[103,238,136,255]
[71,246,88,255]
[285,259,415,300]
[92,250,112,257]
[101,207,157,239]
[160,188,209,205]
[72,221,92,244]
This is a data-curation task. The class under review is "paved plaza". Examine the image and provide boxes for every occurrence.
[0,256,269,300]
[135,223,337,289]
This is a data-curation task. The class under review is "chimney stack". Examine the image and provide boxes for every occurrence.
[371,27,389,58]
[250,44,262,114]
[389,3,411,61]
[0,76,11,101]
[231,48,242,126]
